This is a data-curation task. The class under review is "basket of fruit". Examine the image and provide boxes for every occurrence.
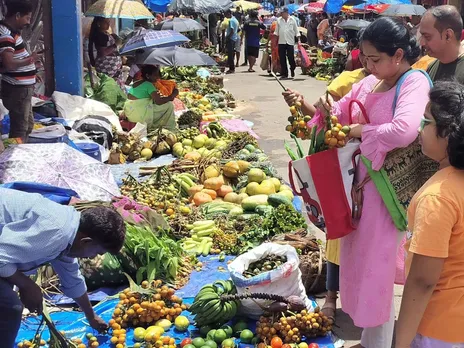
[228,243,313,319]
[285,99,365,240]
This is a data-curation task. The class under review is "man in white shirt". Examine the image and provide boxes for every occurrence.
[274,7,300,79]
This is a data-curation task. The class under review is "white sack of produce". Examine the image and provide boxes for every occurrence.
[228,242,313,319]
[52,91,123,132]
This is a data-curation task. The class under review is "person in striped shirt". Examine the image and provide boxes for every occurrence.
[0,0,37,141]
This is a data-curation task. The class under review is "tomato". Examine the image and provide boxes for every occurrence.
[270,337,283,348]
[282,344,292,348]
[308,344,319,348]
[181,338,193,347]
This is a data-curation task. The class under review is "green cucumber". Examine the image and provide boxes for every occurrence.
[267,193,293,207]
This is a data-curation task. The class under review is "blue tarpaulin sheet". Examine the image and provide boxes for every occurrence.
[0,182,78,204]
[16,254,337,348]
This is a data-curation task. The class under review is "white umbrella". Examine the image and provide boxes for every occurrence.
[0,143,120,201]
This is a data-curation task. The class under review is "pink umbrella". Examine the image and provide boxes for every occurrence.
[298,0,325,13]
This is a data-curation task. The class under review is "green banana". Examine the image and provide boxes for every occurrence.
[198,298,220,316]
[178,174,195,187]
[200,300,222,320]
[179,172,197,181]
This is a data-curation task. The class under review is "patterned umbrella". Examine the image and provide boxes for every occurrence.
[155,18,205,32]
[135,46,217,66]
[261,1,275,11]
[120,30,190,54]
[85,0,154,20]
[0,144,120,201]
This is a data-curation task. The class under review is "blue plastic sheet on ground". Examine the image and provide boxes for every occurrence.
[109,154,176,186]
[0,182,78,204]
[17,253,337,347]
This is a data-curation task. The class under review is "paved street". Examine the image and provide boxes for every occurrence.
[224,65,402,347]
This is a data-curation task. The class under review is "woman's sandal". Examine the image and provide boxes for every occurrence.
[321,294,338,320]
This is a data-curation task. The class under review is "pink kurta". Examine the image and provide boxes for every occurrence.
[331,73,431,328]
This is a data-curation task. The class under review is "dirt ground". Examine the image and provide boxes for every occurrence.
[223,64,402,347]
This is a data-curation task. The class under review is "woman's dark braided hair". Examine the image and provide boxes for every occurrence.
[88,16,106,67]
[429,80,464,169]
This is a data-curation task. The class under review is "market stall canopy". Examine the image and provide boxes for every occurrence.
[337,19,370,30]
[261,1,275,11]
[0,143,120,201]
[120,29,190,54]
[85,0,154,19]
[168,0,233,14]
[352,0,411,11]
[324,0,409,13]
[155,18,205,32]
[380,3,426,16]
[135,46,218,66]
[233,0,261,11]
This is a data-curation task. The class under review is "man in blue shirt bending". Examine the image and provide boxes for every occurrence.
[0,188,126,347]
[242,10,266,72]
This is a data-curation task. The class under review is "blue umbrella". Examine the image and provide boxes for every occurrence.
[261,1,275,11]
[145,0,172,12]
[120,29,190,54]
[324,0,345,13]
[285,3,300,14]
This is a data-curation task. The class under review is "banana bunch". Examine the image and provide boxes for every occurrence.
[205,122,228,139]
[181,220,217,256]
[189,280,240,327]
[172,173,197,197]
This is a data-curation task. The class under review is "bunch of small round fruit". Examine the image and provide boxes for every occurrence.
[285,103,312,140]
[111,280,186,330]
[324,115,351,149]
[255,308,333,344]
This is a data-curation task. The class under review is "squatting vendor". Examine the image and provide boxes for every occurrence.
[0,188,126,347]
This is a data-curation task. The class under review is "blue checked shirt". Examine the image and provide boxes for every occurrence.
[0,188,87,299]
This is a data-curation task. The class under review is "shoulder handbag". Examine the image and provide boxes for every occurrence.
[351,70,439,231]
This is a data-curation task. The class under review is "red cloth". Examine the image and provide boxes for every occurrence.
[350,49,363,70]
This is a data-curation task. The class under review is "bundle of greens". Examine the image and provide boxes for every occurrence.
[262,204,308,236]
[123,223,186,284]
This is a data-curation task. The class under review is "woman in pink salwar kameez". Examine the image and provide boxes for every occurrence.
[283,17,431,347]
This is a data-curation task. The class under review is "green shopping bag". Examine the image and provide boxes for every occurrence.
[360,155,408,231]
[358,70,436,231]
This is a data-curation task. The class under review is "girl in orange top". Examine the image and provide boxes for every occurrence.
[396,80,464,347]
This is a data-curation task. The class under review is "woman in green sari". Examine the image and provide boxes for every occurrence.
[124,65,178,132]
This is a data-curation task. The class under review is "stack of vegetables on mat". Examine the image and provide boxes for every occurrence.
[21,93,336,348]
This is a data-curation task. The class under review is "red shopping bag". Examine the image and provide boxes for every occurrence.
[298,43,311,68]
[288,100,369,239]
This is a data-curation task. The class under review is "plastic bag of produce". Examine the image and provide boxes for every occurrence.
[228,243,313,319]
